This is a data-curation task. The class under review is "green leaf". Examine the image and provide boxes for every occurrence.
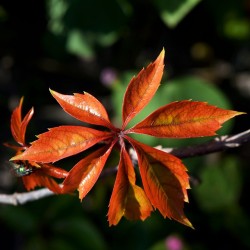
[49,238,76,250]
[66,30,95,58]
[149,240,166,250]
[205,0,250,40]
[224,17,250,40]
[25,236,47,250]
[0,206,37,234]
[47,0,69,34]
[194,156,242,212]
[52,217,108,250]
[153,0,202,28]
[46,0,129,58]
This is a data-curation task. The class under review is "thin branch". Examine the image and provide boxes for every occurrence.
[1,129,250,205]
[0,188,54,205]
[165,129,250,158]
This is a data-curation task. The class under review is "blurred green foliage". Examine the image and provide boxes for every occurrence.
[206,0,250,41]
[44,0,250,61]
[1,0,250,249]
[194,156,242,211]
[153,0,202,28]
[46,0,129,58]
[46,0,203,58]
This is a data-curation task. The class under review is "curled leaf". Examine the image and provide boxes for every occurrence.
[22,171,62,193]
[38,163,68,179]
[11,97,34,146]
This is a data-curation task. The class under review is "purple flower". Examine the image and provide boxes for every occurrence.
[100,68,117,86]
[165,235,183,250]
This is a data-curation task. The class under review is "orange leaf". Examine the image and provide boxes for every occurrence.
[22,171,62,193]
[50,89,116,130]
[20,107,34,144]
[39,163,68,179]
[11,97,34,145]
[122,49,165,129]
[10,98,23,143]
[108,146,153,226]
[130,100,244,138]
[62,144,114,198]
[11,126,112,163]
[127,137,193,227]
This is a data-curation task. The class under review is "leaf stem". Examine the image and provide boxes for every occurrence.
[1,129,250,205]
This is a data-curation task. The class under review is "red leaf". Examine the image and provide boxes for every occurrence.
[10,98,23,143]
[126,136,193,227]
[122,49,165,129]
[20,108,34,144]
[11,97,34,146]
[108,145,153,226]
[11,126,112,163]
[50,89,116,130]
[22,171,62,193]
[62,143,115,198]
[130,100,244,138]
[39,163,68,178]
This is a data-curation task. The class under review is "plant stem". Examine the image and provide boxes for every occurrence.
[1,129,250,205]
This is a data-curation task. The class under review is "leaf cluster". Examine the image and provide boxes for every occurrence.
[7,50,243,227]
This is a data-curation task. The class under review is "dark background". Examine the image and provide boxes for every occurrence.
[1,0,250,249]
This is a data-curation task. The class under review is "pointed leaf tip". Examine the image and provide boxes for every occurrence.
[107,147,153,226]
[10,97,34,146]
[184,218,195,229]
[131,101,245,138]
[126,137,191,227]
[11,126,112,163]
[122,50,165,128]
[160,48,165,57]
[50,89,116,130]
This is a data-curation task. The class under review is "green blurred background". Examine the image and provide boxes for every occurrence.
[1,0,250,249]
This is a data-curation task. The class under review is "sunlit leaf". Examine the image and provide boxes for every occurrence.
[10,98,23,143]
[127,137,192,227]
[108,146,152,226]
[11,126,112,163]
[50,89,116,130]
[39,163,68,179]
[131,100,244,138]
[10,97,34,146]
[78,145,114,200]
[122,49,165,129]
[62,143,115,199]
[20,108,34,144]
[6,49,244,228]
[22,171,62,193]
